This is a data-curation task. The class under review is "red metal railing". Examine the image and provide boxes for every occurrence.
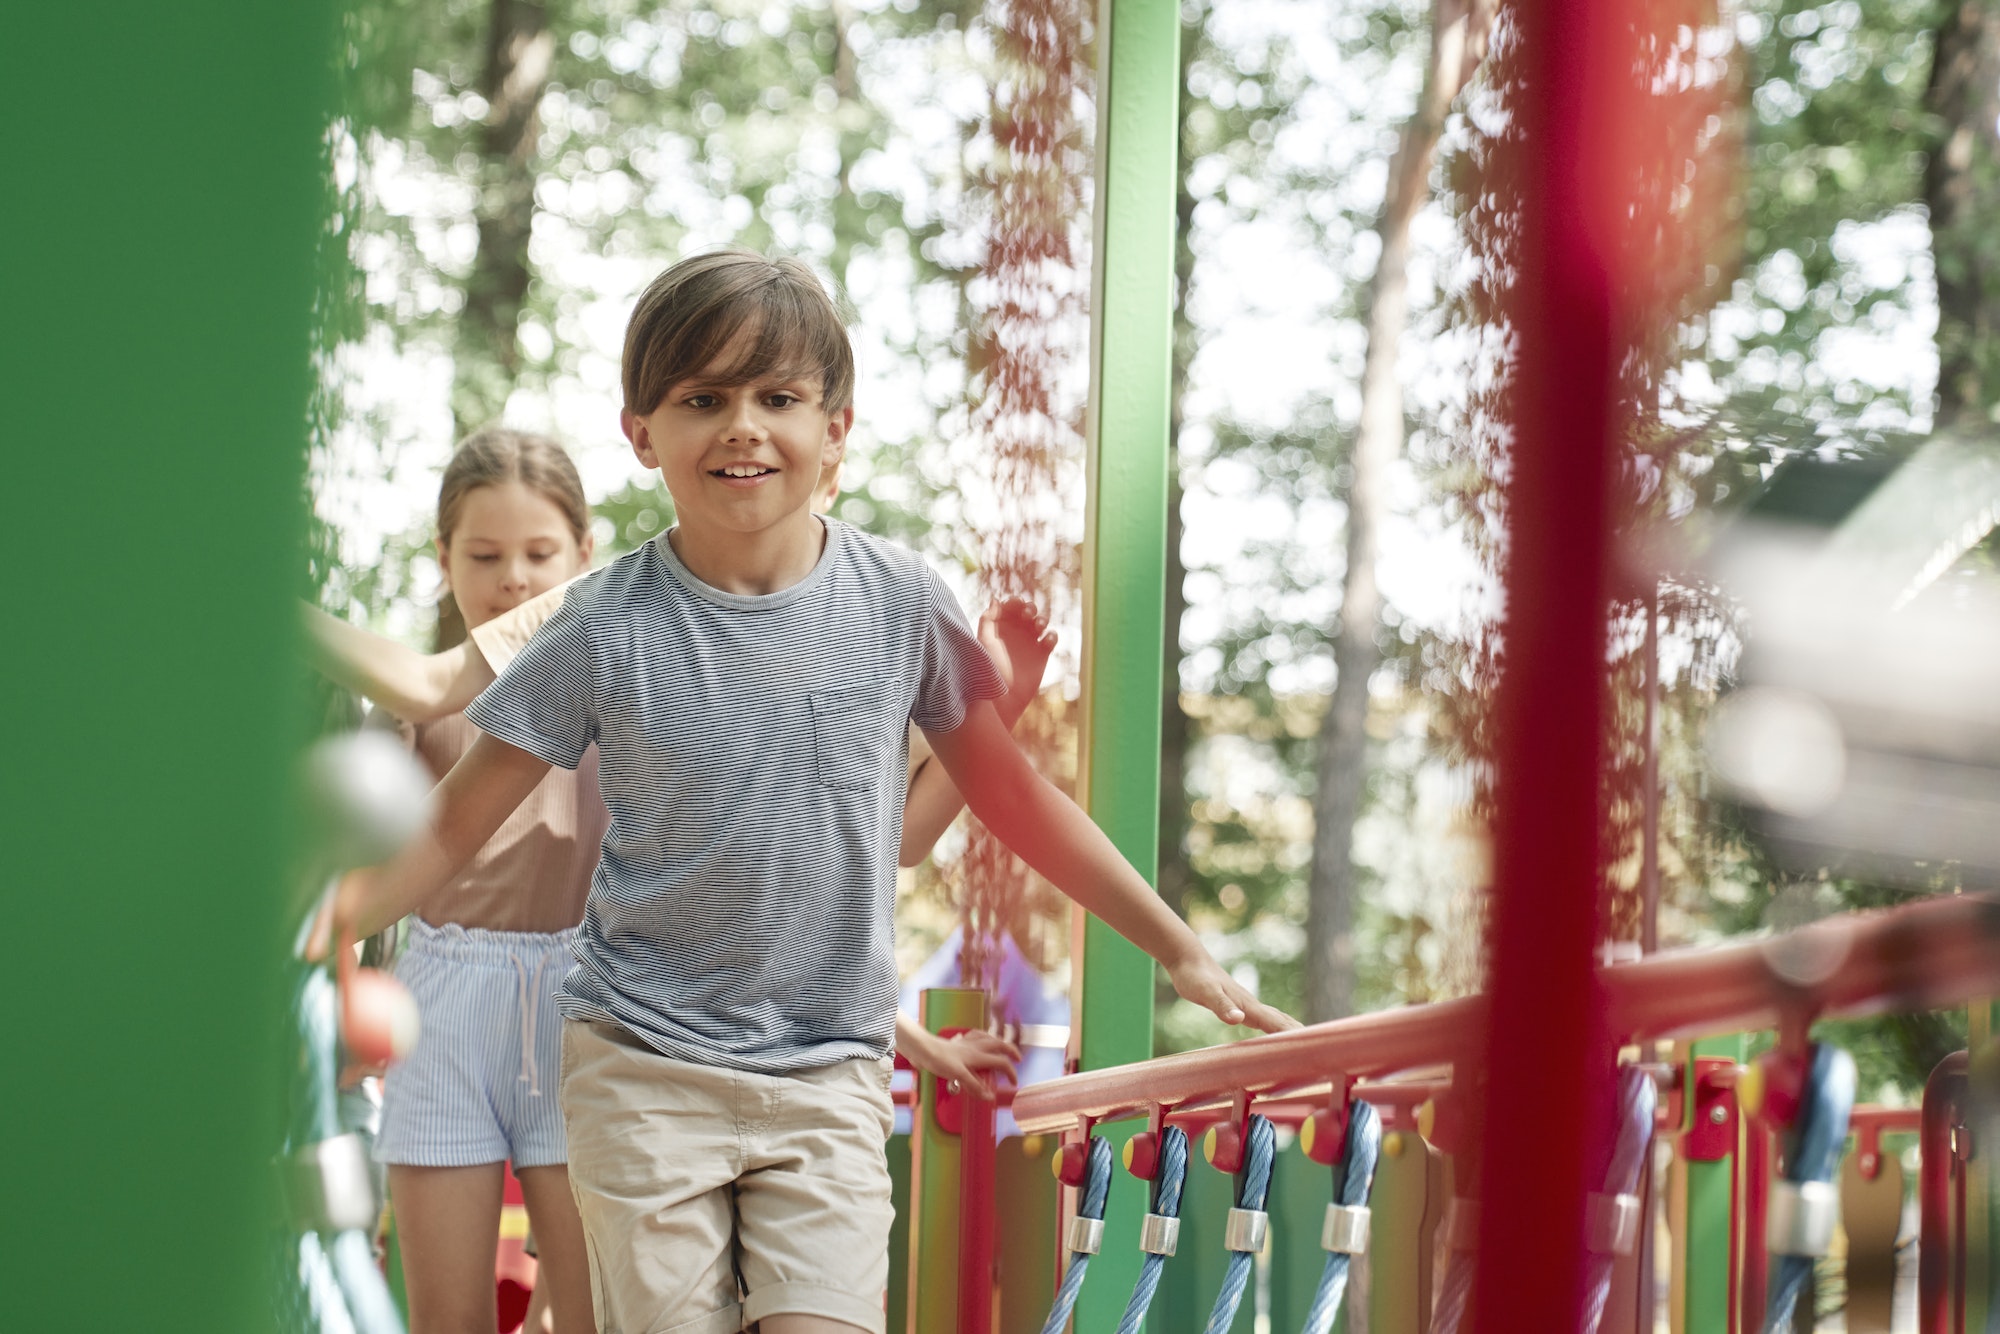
[1921,1051,1971,1334]
[1013,892,2000,1134]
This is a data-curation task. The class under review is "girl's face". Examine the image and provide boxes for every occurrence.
[438,481,592,629]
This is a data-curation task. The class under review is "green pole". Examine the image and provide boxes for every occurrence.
[1072,0,1180,1325]
[909,987,990,1332]
[1,1,326,1328]
[1670,1035,1747,1334]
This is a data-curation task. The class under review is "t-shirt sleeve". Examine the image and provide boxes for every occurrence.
[910,567,1007,733]
[467,576,580,676]
[462,593,598,770]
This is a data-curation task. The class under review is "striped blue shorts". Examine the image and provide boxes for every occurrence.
[375,918,577,1169]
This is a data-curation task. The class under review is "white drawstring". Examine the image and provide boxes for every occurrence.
[511,952,552,1097]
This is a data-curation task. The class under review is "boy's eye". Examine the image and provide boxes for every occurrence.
[471,554,499,563]
[766,393,798,408]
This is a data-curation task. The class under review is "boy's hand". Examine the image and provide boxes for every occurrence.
[1165,948,1301,1035]
[902,1024,1023,1099]
[979,599,1056,725]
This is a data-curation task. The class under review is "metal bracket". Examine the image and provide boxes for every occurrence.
[283,1133,377,1234]
[1139,1213,1181,1256]
[1766,1179,1839,1256]
[1584,1191,1641,1256]
[1067,1216,1106,1255]
[1223,1207,1269,1254]
[1684,1057,1739,1162]
[1322,1203,1371,1255]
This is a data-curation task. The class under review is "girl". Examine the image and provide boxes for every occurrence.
[310,428,600,1334]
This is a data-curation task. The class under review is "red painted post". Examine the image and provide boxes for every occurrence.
[1739,1122,1771,1332]
[956,1087,996,1334]
[1465,0,1645,1327]
[1921,1052,1969,1334]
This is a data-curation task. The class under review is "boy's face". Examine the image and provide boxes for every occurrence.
[621,348,850,543]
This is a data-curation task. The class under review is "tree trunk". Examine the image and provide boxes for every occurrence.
[452,0,555,437]
[1157,10,1204,920]
[1924,0,2000,429]
[1305,0,1492,1024]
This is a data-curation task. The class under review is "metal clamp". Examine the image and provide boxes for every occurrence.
[282,1133,378,1234]
[1223,1207,1269,1253]
[1067,1216,1106,1255]
[1139,1213,1181,1256]
[1584,1191,1640,1256]
[1766,1179,1838,1257]
[1321,1203,1371,1255]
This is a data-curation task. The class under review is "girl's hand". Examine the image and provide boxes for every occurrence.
[1165,948,1301,1035]
[979,599,1056,726]
[902,1025,1023,1098]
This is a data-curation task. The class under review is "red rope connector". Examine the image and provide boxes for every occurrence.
[1300,1077,1353,1167]
[1203,1090,1253,1174]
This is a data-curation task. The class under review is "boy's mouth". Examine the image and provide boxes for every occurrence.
[711,463,777,481]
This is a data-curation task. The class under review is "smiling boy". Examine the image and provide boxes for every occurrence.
[332,250,1292,1334]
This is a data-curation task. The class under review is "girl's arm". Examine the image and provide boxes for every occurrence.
[921,702,1298,1035]
[300,602,494,724]
[899,601,1055,867]
[322,732,552,946]
[299,581,572,723]
[894,1013,1022,1097]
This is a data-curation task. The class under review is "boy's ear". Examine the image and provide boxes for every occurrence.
[822,406,853,468]
[433,536,451,593]
[622,408,658,468]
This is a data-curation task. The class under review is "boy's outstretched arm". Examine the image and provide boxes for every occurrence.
[900,600,1055,867]
[922,702,1299,1035]
[321,732,551,947]
[894,1013,1022,1098]
[300,602,495,724]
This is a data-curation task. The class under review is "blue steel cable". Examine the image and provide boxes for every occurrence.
[1582,1065,1658,1334]
[1298,1100,1383,1334]
[1040,1136,1115,1334]
[1762,1044,1856,1334]
[1115,1126,1191,1334]
[1204,1114,1277,1334]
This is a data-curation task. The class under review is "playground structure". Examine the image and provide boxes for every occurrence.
[20,0,2000,1329]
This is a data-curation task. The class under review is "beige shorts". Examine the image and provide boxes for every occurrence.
[559,1019,896,1334]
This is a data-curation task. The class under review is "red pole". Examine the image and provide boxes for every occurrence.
[1739,1123,1770,1332]
[1920,1052,1969,1334]
[956,1087,996,1334]
[1467,0,1642,1327]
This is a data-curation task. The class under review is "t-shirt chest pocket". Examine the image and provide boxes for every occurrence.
[809,686,896,791]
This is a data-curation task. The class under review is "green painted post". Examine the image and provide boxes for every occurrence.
[1671,1035,1747,1334]
[1073,0,1181,1324]
[2,2,326,1329]
[909,987,990,1332]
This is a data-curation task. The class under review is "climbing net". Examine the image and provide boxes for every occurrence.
[955,0,1092,992]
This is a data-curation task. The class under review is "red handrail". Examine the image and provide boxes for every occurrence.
[1013,893,2000,1134]
[1920,1051,1970,1334]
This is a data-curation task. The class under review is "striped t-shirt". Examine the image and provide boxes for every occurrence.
[463,516,1004,1073]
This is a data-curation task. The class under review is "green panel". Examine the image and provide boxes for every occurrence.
[1269,1137,1335,1332]
[1157,1154,1252,1334]
[888,1130,913,1334]
[1,1,325,1329]
[996,1136,1061,1334]
[911,988,989,1332]
[1075,0,1180,1322]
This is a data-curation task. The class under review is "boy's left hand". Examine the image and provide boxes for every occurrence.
[1165,949,1301,1034]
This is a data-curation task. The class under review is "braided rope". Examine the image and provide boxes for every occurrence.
[1204,1114,1277,1334]
[1040,1136,1114,1334]
[1115,1126,1191,1334]
[1582,1065,1658,1334]
[1762,1044,1856,1334]
[1299,1101,1383,1334]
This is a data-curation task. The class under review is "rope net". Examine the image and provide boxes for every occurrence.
[955,0,1091,993]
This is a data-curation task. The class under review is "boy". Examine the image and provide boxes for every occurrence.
[332,249,1294,1334]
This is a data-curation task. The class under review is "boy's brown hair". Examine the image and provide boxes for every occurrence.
[622,250,855,417]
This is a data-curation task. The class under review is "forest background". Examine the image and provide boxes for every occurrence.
[310,0,2000,1098]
